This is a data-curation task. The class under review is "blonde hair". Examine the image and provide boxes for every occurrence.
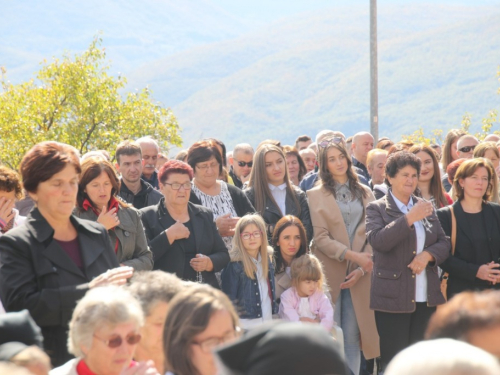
[290,254,325,291]
[230,214,273,280]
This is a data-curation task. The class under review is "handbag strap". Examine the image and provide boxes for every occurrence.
[450,206,456,256]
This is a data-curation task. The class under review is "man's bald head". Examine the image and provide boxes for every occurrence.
[352,132,374,165]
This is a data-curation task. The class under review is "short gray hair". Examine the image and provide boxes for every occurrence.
[136,136,160,152]
[68,286,144,357]
[128,271,184,316]
[233,143,254,156]
[385,339,500,375]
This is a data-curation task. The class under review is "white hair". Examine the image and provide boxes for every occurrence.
[385,339,500,375]
[136,136,160,152]
[68,286,144,357]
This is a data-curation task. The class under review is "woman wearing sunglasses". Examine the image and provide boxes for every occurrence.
[307,137,379,375]
[51,286,159,375]
[140,160,229,289]
[164,284,240,375]
[187,141,255,254]
[244,143,312,243]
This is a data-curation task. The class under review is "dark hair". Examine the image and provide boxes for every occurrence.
[159,160,194,184]
[20,141,81,193]
[295,135,311,148]
[187,140,223,175]
[77,158,126,209]
[426,290,500,342]
[175,150,188,162]
[206,138,228,167]
[283,145,307,182]
[115,140,142,164]
[271,215,309,274]
[317,139,367,199]
[0,165,23,200]
[163,285,239,375]
[408,144,448,208]
[384,151,421,187]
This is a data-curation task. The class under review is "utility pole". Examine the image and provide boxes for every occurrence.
[370,0,379,142]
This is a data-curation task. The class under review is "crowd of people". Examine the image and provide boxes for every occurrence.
[1,129,500,375]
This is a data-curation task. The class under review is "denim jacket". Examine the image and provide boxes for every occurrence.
[221,254,278,319]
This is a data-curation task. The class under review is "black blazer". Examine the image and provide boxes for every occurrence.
[244,186,313,244]
[0,208,120,366]
[189,183,256,218]
[140,199,229,288]
[437,201,500,299]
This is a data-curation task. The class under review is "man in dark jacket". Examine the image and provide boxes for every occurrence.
[115,140,162,210]
[228,143,254,189]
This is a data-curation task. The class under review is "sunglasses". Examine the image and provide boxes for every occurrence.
[318,137,344,148]
[458,145,476,153]
[235,159,253,168]
[93,333,142,348]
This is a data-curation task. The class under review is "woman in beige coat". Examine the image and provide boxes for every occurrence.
[307,137,380,375]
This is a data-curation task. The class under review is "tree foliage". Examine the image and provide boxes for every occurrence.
[0,37,182,169]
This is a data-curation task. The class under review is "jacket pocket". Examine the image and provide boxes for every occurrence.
[373,269,401,299]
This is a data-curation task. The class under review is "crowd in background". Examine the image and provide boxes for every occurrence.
[2,128,500,375]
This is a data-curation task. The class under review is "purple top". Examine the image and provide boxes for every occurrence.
[56,238,83,270]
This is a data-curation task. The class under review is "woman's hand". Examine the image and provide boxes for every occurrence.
[216,214,240,237]
[190,254,214,272]
[0,197,15,226]
[408,251,434,275]
[477,262,500,283]
[406,200,433,226]
[165,220,190,244]
[348,251,373,273]
[340,268,363,289]
[97,206,120,230]
[89,266,134,289]
[120,360,160,375]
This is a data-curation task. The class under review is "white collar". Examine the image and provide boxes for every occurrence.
[268,182,287,191]
[250,253,262,265]
[390,190,414,210]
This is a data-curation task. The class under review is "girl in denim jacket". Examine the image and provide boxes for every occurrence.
[221,214,277,330]
[279,253,334,331]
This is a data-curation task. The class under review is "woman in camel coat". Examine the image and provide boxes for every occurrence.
[307,137,379,375]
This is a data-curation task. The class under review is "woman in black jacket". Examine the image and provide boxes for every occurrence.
[244,144,312,243]
[140,160,229,289]
[437,158,500,300]
[0,142,131,366]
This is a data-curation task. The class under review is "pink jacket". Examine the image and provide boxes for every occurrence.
[279,287,334,331]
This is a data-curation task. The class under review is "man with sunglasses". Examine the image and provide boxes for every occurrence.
[456,135,479,159]
[229,143,254,189]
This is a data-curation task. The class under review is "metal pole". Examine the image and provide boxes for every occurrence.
[370,0,379,142]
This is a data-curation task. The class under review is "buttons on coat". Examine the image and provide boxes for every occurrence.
[52,267,57,272]
[412,300,415,303]
[393,274,397,278]
[124,231,130,237]
[412,251,416,254]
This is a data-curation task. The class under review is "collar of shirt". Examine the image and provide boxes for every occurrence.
[334,180,350,192]
[390,190,414,213]
[268,183,287,191]
[249,253,262,265]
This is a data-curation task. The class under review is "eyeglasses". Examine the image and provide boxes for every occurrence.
[93,333,142,348]
[164,182,192,190]
[240,231,262,240]
[196,162,219,171]
[318,137,344,148]
[458,145,476,153]
[192,328,240,353]
[235,159,253,168]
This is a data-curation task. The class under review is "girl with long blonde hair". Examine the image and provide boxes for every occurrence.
[221,214,277,330]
